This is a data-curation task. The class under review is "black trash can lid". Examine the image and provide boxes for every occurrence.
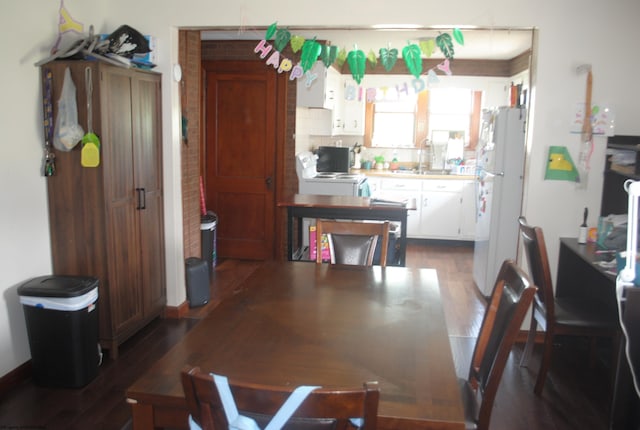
[18,276,99,298]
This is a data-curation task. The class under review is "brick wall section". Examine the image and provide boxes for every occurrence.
[179,30,203,260]
[176,39,297,260]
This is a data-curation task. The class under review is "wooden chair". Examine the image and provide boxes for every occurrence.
[315,220,390,266]
[181,366,380,430]
[517,216,619,395]
[459,259,537,430]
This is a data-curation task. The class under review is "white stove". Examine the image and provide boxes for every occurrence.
[296,151,368,197]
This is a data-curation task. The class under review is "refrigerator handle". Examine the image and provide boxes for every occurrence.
[484,170,505,178]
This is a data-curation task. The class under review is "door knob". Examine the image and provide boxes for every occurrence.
[265,176,273,189]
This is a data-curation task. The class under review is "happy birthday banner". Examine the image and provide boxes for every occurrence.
[252,22,464,86]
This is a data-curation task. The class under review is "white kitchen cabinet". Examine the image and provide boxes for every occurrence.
[341,78,365,135]
[419,180,464,239]
[330,74,344,135]
[379,178,421,236]
[459,180,477,240]
[368,175,476,241]
[297,61,339,110]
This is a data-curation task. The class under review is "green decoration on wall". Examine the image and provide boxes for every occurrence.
[347,48,366,84]
[300,38,322,72]
[320,45,338,67]
[436,33,455,59]
[274,28,291,52]
[453,28,465,45]
[379,47,398,71]
[265,22,277,40]
[336,47,347,67]
[367,49,378,66]
[545,146,579,182]
[402,43,423,79]
[419,39,436,57]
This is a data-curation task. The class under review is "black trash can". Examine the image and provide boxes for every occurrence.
[201,211,218,272]
[18,276,100,388]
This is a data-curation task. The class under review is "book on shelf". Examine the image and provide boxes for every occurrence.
[309,225,331,262]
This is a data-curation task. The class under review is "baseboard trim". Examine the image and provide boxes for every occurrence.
[165,300,190,319]
[0,360,31,398]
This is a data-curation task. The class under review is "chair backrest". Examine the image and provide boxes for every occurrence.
[467,259,537,429]
[518,216,555,320]
[181,366,380,430]
[315,220,390,267]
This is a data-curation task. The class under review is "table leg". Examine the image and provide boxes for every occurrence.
[129,400,155,430]
[287,208,293,261]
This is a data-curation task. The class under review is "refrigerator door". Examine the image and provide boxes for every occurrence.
[473,107,527,296]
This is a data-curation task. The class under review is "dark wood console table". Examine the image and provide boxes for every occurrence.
[557,238,640,429]
[278,194,416,266]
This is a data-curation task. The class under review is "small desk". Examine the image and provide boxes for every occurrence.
[126,261,465,430]
[557,238,640,429]
[278,194,416,266]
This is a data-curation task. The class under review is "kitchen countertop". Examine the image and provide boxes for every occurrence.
[355,169,475,180]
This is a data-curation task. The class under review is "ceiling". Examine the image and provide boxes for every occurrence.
[201,27,534,60]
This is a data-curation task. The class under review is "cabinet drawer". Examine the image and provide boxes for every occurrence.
[422,180,464,192]
[380,178,422,191]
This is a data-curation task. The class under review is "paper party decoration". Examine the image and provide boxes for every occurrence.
[347,48,366,84]
[379,47,398,71]
[402,43,422,79]
[436,33,455,59]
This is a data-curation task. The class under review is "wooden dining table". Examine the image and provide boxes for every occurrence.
[126,261,465,429]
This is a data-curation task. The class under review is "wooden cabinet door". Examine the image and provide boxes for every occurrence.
[101,68,144,333]
[132,74,166,317]
[203,61,278,260]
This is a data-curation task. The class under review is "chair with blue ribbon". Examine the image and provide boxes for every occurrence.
[181,366,379,430]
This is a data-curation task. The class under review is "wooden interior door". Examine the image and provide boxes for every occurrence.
[203,61,278,260]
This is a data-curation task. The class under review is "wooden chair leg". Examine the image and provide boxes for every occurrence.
[520,317,538,367]
[534,331,555,395]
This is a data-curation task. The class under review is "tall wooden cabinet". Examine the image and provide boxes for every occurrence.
[42,61,165,359]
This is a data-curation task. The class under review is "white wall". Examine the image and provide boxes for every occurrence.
[2,0,640,377]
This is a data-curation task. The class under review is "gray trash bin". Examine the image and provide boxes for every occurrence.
[201,211,218,271]
[18,276,100,388]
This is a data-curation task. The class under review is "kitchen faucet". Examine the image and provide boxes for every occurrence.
[417,138,429,173]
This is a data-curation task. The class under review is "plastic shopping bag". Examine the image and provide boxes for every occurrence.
[53,67,84,152]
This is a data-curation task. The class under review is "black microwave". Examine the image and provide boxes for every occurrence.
[315,146,350,173]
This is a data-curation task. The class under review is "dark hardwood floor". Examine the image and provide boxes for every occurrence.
[0,242,613,429]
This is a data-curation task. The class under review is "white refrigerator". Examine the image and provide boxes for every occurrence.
[472,107,527,296]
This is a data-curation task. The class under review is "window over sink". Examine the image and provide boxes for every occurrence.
[365,87,482,149]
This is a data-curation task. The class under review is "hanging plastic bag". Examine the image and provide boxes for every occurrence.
[53,67,84,152]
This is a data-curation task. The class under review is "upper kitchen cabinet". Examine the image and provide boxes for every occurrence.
[341,77,365,136]
[42,61,166,359]
[297,61,340,109]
